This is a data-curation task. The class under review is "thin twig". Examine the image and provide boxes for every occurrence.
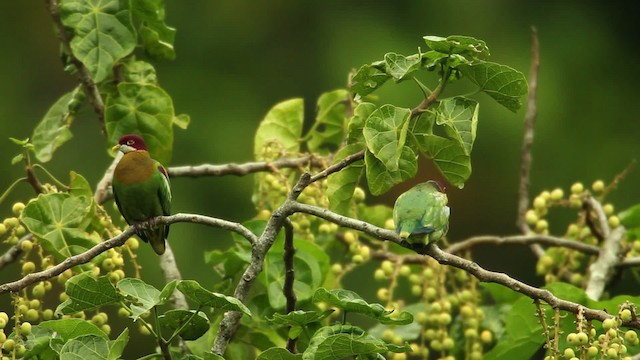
[445,234,601,255]
[518,26,542,256]
[46,0,105,132]
[283,219,297,353]
[168,155,322,178]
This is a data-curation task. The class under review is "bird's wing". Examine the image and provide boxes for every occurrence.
[156,164,172,217]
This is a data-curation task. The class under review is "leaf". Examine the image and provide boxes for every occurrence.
[620,203,640,230]
[368,303,425,341]
[32,90,79,162]
[55,274,120,315]
[307,89,349,153]
[131,0,176,60]
[435,97,479,155]
[365,146,417,196]
[107,328,129,360]
[40,318,108,341]
[24,325,58,359]
[105,82,175,164]
[11,154,24,165]
[303,325,408,360]
[363,105,412,171]
[21,193,97,261]
[177,280,251,316]
[59,335,109,360]
[326,144,365,216]
[384,53,421,81]
[116,278,163,320]
[416,134,471,188]
[481,283,522,304]
[267,310,334,328]
[423,35,489,58]
[312,288,413,325]
[59,0,136,83]
[122,59,158,85]
[257,348,303,360]
[254,98,304,160]
[173,114,191,129]
[347,102,376,145]
[159,310,209,341]
[483,296,544,360]
[69,171,94,199]
[351,64,390,97]
[159,280,179,304]
[457,61,528,112]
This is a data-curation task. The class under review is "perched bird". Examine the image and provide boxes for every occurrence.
[393,180,450,244]
[111,134,171,255]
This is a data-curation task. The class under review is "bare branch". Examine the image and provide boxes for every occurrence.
[518,26,543,256]
[0,213,257,294]
[94,156,120,204]
[46,0,105,132]
[0,234,31,271]
[586,226,626,300]
[283,219,298,353]
[168,155,322,178]
[445,234,601,255]
[159,243,188,310]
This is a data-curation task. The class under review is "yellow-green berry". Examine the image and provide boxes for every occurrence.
[550,188,564,201]
[480,330,493,344]
[20,322,32,335]
[20,240,33,252]
[620,309,632,322]
[330,263,343,275]
[592,180,605,192]
[399,265,411,277]
[533,196,546,210]
[0,224,6,236]
[12,202,25,216]
[608,216,620,228]
[571,182,584,194]
[525,210,538,225]
[603,203,614,215]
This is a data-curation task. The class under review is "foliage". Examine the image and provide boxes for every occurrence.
[1,2,639,360]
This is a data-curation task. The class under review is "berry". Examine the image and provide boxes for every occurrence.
[125,237,139,250]
[42,309,54,320]
[381,260,394,275]
[411,285,422,296]
[592,180,605,192]
[353,187,366,202]
[330,263,343,275]
[25,309,39,322]
[608,216,620,228]
[374,269,386,281]
[571,182,584,194]
[399,265,411,277]
[603,203,614,215]
[550,188,564,201]
[533,196,546,210]
[576,331,589,345]
[603,317,617,330]
[20,322,32,336]
[384,218,395,230]
[0,224,6,236]
[2,339,16,351]
[351,254,364,264]
[480,330,493,344]
[525,210,538,225]
[32,283,46,299]
[376,288,389,301]
[343,231,356,244]
[22,261,36,275]
[620,309,632,322]
[587,346,598,357]
[563,348,575,359]
[606,348,617,358]
[12,202,25,215]
[20,240,33,252]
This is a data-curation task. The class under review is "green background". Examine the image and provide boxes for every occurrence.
[0,1,638,357]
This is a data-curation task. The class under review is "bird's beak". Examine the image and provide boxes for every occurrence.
[111,144,121,153]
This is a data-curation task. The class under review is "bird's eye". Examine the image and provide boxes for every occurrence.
[127,140,135,146]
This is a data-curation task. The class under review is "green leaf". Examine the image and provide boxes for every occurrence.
[365,146,417,196]
[415,134,470,188]
[24,325,58,359]
[105,82,175,164]
[307,89,349,153]
[481,283,522,304]
[457,61,528,112]
[40,318,108,341]
[159,280,179,304]
[483,296,544,360]
[107,328,129,360]
[303,325,407,360]
[620,203,640,229]
[368,302,425,341]
[254,98,304,160]
[9,137,30,146]
[173,114,191,129]
[347,102,376,145]
[351,64,390,97]
[267,310,334,328]
[11,153,24,165]
[69,171,94,199]
[59,0,136,83]
[159,310,209,341]
[32,89,81,162]
[59,335,109,360]
[326,144,364,216]
[312,288,413,325]
[116,278,162,320]
[21,193,97,261]
[56,274,120,315]
[177,280,251,316]
[363,105,412,171]
[384,53,421,81]
[257,348,302,360]
[423,35,489,58]
[132,0,176,60]
[122,59,158,85]
[435,97,479,155]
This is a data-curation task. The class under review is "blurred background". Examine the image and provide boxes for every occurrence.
[0,1,638,357]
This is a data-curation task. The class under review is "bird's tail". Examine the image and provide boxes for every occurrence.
[139,225,168,255]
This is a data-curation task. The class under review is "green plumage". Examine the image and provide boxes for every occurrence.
[112,136,171,255]
[393,181,450,244]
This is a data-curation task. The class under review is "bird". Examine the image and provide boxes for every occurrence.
[393,180,450,244]
[111,134,171,255]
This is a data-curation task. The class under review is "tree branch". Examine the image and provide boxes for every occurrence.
[445,234,601,255]
[0,213,257,294]
[518,26,543,256]
[168,155,322,178]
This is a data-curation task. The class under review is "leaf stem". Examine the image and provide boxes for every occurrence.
[0,177,28,205]
[33,164,70,190]
[166,307,203,343]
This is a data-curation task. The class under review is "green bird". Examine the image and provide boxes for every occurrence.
[111,134,171,255]
[393,180,450,244]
